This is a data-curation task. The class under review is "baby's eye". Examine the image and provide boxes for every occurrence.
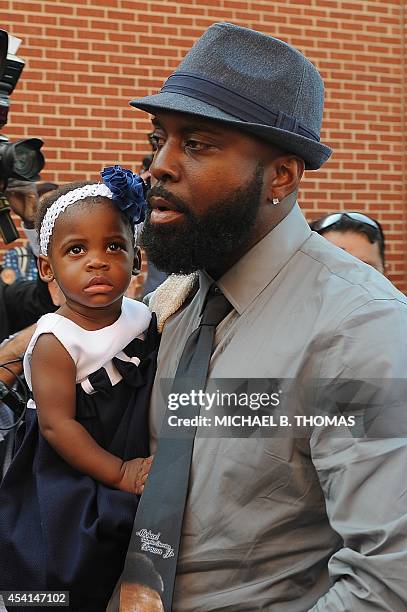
[107,242,124,252]
[68,245,84,255]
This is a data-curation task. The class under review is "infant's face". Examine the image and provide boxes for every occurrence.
[42,198,135,316]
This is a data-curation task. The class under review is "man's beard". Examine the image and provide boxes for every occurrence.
[141,163,264,275]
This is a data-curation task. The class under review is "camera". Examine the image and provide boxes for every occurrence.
[0,29,44,243]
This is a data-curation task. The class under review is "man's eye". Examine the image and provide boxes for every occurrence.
[150,133,164,150]
[68,245,84,255]
[185,139,207,151]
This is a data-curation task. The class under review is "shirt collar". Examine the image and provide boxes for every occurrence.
[198,199,311,315]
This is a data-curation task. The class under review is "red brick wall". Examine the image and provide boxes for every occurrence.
[1,0,406,291]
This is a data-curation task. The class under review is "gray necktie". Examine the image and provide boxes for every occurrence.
[120,285,232,611]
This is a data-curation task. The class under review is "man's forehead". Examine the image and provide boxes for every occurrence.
[150,110,288,158]
[151,111,232,134]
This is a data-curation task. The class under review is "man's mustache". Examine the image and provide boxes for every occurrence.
[147,185,189,215]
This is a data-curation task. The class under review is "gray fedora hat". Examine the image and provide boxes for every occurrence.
[131,22,332,170]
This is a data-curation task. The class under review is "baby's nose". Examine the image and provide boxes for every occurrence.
[85,255,109,270]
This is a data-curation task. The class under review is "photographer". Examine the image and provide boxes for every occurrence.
[0,29,55,343]
[0,180,56,343]
[0,29,58,488]
[1,182,59,284]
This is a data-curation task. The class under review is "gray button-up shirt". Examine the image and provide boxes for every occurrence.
[149,203,407,611]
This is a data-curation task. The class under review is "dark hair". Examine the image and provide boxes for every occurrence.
[36,181,59,198]
[310,214,385,267]
[124,552,164,594]
[36,180,134,252]
[141,155,153,171]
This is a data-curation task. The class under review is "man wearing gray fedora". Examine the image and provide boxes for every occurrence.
[122,22,407,612]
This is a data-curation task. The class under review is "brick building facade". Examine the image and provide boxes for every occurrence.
[1,0,406,291]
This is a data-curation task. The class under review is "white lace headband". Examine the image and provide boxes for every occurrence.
[39,183,144,255]
[40,184,113,255]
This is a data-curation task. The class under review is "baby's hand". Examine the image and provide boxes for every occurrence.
[118,456,154,494]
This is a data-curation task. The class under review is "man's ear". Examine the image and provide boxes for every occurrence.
[266,155,305,203]
[132,247,142,276]
[37,254,55,283]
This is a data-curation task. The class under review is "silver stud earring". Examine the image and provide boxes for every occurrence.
[272,197,279,206]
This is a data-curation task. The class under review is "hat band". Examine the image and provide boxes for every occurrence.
[160,72,320,142]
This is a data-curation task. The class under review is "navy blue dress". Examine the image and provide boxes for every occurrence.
[0,316,159,612]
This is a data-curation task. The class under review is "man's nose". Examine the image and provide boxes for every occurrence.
[150,140,180,183]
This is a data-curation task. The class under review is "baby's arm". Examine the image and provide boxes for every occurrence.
[31,333,153,494]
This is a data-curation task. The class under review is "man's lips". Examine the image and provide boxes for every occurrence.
[83,276,114,294]
[148,195,185,224]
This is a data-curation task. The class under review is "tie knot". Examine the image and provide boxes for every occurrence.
[200,286,232,327]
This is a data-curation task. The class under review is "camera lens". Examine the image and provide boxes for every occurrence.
[13,141,43,178]
[0,137,44,181]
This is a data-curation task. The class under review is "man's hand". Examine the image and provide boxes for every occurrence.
[5,180,39,228]
[120,582,164,612]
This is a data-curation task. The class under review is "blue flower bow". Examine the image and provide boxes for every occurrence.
[100,165,146,225]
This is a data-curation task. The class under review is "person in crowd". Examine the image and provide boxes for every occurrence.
[310,211,386,273]
[140,154,154,185]
[36,181,59,199]
[0,168,160,611]
[1,243,38,283]
[115,22,407,612]
[119,553,164,612]
[0,182,59,284]
[0,181,57,342]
